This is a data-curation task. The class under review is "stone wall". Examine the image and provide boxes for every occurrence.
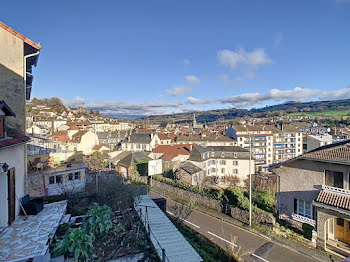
[252,173,278,195]
[152,179,222,212]
[152,179,276,226]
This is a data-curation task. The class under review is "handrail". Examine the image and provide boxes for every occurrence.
[322,185,350,195]
[136,204,171,262]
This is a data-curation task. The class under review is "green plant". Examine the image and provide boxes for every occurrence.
[51,227,94,262]
[302,223,314,240]
[84,203,113,236]
[252,190,275,213]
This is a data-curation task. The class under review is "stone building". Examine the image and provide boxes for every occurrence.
[272,140,350,256]
[177,161,204,186]
[0,21,41,133]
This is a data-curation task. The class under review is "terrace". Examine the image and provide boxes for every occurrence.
[0,200,67,261]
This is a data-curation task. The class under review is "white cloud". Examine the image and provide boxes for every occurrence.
[166,85,192,96]
[217,48,273,71]
[61,96,86,108]
[185,97,216,105]
[220,86,350,107]
[184,59,191,65]
[185,75,201,85]
[273,32,283,48]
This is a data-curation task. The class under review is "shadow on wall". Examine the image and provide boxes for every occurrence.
[0,63,25,133]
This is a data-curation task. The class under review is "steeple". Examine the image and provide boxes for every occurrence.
[192,112,197,128]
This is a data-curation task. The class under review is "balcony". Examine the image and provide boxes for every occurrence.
[322,185,350,195]
[291,213,316,226]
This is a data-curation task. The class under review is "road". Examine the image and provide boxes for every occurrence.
[149,191,321,262]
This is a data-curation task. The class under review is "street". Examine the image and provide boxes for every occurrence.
[150,191,322,262]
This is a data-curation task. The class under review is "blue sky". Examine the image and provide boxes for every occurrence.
[2,0,350,116]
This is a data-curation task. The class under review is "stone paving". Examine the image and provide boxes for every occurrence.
[0,200,67,261]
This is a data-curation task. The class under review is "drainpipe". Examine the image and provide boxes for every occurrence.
[23,51,40,180]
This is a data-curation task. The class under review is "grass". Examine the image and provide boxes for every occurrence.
[288,109,350,117]
[169,217,237,262]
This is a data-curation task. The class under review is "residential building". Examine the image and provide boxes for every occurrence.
[121,133,160,152]
[26,163,87,197]
[0,21,41,133]
[116,152,150,178]
[69,130,99,154]
[177,162,204,186]
[272,141,350,256]
[188,145,254,185]
[97,130,128,147]
[176,134,237,147]
[226,124,303,171]
[307,134,333,152]
[150,144,191,162]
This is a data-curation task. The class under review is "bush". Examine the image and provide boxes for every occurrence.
[252,190,275,213]
[83,203,113,236]
[302,223,314,240]
[51,227,94,261]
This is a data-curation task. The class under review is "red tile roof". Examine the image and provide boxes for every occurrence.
[0,21,42,50]
[0,133,30,149]
[301,140,350,164]
[315,190,350,211]
[152,145,191,160]
[51,131,69,142]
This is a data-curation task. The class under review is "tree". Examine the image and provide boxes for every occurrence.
[89,109,94,115]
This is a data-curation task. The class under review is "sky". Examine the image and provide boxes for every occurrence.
[2,0,350,117]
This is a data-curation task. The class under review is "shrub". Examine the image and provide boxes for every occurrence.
[224,187,249,210]
[83,203,113,236]
[51,227,94,261]
[302,223,314,240]
[252,190,275,213]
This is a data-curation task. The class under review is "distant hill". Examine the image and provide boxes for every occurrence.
[145,99,350,123]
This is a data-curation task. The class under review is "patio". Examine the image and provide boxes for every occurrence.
[0,200,67,261]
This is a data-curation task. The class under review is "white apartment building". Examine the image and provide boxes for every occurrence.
[226,124,303,171]
[188,145,255,185]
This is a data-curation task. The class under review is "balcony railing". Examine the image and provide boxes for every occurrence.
[322,185,350,195]
[292,213,316,226]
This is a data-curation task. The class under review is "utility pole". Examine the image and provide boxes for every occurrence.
[244,125,252,227]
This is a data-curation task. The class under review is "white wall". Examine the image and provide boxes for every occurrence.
[0,144,25,227]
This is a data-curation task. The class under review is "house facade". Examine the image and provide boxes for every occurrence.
[121,133,160,152]
[272,141,350,256]
[188,145,254,185]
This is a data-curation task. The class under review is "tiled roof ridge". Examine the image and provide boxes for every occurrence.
[0,21,42,50]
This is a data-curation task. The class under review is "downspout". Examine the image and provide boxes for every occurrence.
[23,51,40,180]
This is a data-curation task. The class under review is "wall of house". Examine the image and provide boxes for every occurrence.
[275,159,350,220]
[77,132,99,154]
[0,28,25,133]
[0,144,25,227]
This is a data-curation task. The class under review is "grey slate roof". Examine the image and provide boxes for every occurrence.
[117,152,151,167]
[180,162,203,175]
[188,145,251,161]
[128,133,152,143]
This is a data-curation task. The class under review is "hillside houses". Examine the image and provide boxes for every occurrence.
[121,133,160,152]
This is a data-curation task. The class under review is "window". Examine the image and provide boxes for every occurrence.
[233,153,237,158]
[233,169,238,174]
[49,176,55,184]
[325,170,344,189]
[211,152,215,157]
[294,199,312,219]
[233,160,238,165]
[74,172,80,180]
[68,173,73,180]
[221,168,225,173]
[220,160,226,165]
[221,152,225,158]
[56,175,62,184]
[337,218,344,227]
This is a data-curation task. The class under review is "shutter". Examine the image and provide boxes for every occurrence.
[294,198,297,213]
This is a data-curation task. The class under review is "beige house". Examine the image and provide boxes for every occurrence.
[188,145,254,185]
[0,22,41,227]
[68,130,99,154]
[272,141,350,257]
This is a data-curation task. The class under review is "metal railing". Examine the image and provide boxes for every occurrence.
[322,185,350,195]
[291,213,316,226]
[137,204,171,262]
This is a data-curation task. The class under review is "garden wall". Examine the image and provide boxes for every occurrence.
[152,180,276,226]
